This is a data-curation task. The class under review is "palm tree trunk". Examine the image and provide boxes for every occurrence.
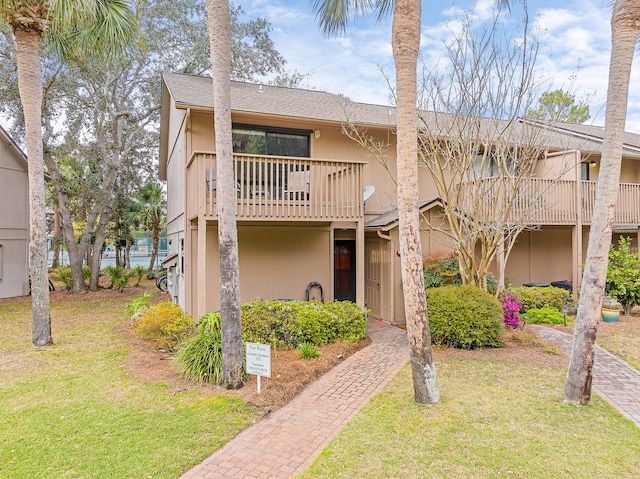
[148,224,159,272]
[207,0,244,388]
[15,27,52,347]
[393,0,440,404]
[565,0,640,405]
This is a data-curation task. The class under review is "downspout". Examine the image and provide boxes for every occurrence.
[575,149,583,296]
[377,229,395,323]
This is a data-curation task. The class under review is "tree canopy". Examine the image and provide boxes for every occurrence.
[526,89,590,124]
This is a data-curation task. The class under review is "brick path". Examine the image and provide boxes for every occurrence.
[179,319,410,479]
[530,325,640,426]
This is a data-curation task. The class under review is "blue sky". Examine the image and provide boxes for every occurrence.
[240,0,640,132]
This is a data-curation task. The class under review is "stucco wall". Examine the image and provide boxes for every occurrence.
[0,136,29,298]
[187,223,332,315]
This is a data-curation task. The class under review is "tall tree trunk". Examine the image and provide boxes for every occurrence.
[15,28,52,347]
[125,237,131,270]
[115,242,121,268]
[207,0,244,389]
[89,210,110,290]
[148,224,159,272]
[393,0,440,404]
[565,0,640,405]
[52,204,61,269]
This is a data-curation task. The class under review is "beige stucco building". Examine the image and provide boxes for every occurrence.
[0,125,29,299]
[160,73,640,326]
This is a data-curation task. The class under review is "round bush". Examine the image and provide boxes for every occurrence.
[426,285,504,349]
[135,301,194,351]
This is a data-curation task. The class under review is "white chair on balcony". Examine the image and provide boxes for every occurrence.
[205,167,241,197]
[285,169,310,200]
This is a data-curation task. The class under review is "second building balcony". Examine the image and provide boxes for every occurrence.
[187,152,366,222]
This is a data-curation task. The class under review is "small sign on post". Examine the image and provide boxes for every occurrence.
[245,342,271,393]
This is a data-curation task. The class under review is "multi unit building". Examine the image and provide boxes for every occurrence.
[160,73,640,326]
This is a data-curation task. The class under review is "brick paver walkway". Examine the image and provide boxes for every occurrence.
[530,325,640,426]
[180,319,410,479]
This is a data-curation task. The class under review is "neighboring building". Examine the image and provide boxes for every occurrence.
[160,73,640,325]
[0,125,29,299]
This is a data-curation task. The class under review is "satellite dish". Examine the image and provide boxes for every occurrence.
[363,185,375,202]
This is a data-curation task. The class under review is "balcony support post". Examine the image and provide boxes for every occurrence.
[356,219,365,308]
[573,150,583,296]
[197,217,208,319]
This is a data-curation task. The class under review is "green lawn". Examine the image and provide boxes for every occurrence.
[0,289,257,479]
[300,359,640,479]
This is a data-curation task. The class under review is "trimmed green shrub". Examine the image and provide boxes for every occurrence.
[241,300,367,349]
[523,307,568,325]
[174,312,223,384]
[298,342,321,360]
[135,301,194,351]
[511,286,572,313]
[426,285,504,349]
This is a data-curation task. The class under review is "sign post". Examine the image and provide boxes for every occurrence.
[245,342,271,393]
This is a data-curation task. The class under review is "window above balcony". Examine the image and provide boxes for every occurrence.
[232,124,311,158]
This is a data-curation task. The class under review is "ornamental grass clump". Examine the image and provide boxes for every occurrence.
[426,285,504,349]
[297,341,321,360]
[174,312,223,384]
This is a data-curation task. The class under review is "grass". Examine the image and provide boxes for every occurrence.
[300,359,640,479]
[0,288,258,479]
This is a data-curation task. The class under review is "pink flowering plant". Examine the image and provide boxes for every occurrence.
[500,291,522,329]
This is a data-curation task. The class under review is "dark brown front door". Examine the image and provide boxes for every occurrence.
[335,240,356,302]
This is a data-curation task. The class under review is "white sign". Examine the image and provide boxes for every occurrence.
[246,342,271,378]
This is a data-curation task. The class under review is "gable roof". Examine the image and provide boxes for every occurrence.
[162,72,397,127]
[365,198,443,230]
[0,124,28,168]
[160,73,640,178]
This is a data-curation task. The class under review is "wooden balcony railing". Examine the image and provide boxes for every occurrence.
[187,152,366,221]
[458,178,640,226]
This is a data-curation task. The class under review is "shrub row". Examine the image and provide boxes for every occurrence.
[241,300,367,349]
[509,286,573,313]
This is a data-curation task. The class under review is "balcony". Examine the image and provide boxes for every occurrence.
[187,152,366,222]
[457,178,640,226]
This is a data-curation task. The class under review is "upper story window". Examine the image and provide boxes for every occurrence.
[581,162,590,181]
[232,125,311,158]
[471,150,517,179]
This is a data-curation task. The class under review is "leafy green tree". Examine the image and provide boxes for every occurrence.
[127,183,166,273]
[526,89,590,124]
[606,236,640,315]
[0,0,136,346]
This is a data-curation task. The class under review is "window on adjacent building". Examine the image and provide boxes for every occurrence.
[471,150,517,179]
[232,125,311,158]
